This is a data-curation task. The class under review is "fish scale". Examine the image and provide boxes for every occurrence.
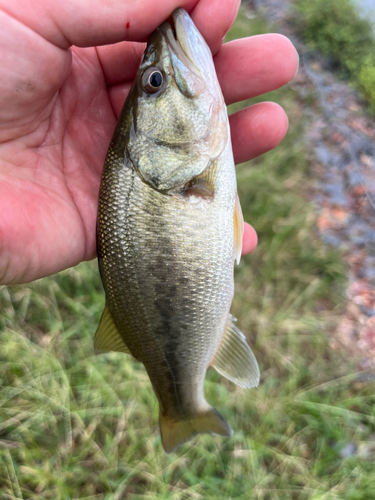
[99,147,235,374]
[96,8,259,452]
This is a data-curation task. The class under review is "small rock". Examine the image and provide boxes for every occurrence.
[340,442,357,458]
[357,441,375,460]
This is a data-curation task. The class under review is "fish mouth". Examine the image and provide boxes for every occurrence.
[157,8,206,78]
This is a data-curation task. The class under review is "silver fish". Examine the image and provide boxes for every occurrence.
[96,8,259,452]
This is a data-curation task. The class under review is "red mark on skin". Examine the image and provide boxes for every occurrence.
[126,22,130,28]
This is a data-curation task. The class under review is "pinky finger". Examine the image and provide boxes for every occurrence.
[242,222,258,255]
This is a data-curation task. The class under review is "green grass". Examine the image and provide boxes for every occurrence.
[1,8,375,500]
[293,0,375,112]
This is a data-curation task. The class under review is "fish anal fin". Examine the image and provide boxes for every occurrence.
[160,407,233,453]
[94,305,134,357]
[211,314,260,389]
[233,193,244,265]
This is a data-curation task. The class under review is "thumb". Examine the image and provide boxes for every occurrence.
[1,0,198,48]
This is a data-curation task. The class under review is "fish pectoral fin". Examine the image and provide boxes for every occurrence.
[211,314,260,388]
[94,305,133,356]
[160,407,233,453]
[233,193,244,265]
[182,160,218,198]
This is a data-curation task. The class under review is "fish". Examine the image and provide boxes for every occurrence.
[96,7,260,453]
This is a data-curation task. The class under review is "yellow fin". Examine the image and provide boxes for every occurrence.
[211,315,260,389]
[94,305,132,355]
[160,407,233,453]
[233,193,244,265]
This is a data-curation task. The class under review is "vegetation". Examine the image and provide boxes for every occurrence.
[294,0,375,111]
[1,8,375,500]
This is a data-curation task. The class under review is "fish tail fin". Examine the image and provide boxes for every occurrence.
[160,407,233,453]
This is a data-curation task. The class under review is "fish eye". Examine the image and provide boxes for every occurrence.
[142,68,164,94]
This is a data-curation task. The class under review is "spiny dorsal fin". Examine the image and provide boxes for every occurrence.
[211,314,260,388]
[233,193,244,265]
[94,305,132,356]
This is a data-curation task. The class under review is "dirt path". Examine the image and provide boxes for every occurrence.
[246,0,375,364]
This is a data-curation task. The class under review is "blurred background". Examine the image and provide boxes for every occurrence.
[1,0,375,498]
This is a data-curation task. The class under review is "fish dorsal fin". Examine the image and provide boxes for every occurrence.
[233,193,244,265]
[211,315,260,388]
[94,305,132,356]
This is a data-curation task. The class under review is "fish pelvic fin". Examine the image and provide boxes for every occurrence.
[94,305,134,357]
[211,314,260,389]
[160,407,233,453]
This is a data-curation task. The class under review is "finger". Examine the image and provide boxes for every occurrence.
[242,223,258,255]
[215,35,299,105]
[2,0,198,49]
[101,32,297,103]
[109,90,289,161]
[230,102,288,164]
[190,0,240,55]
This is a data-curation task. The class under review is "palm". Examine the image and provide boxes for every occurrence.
[0,46,120,283]
[0,0,298,284]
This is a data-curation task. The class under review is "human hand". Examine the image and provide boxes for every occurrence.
[0,0,298,284]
